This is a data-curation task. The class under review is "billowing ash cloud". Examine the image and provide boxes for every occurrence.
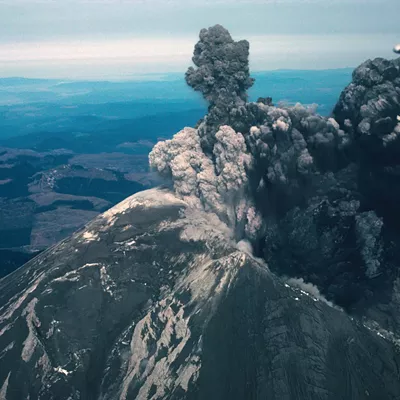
[185,24,254,152]
[149,24,350,243]
[150,25,400,309]
[246,104,348,194]
[334,58,400,144]
[149,124,262,240]
[333,57,400,218]
[185,24,253,108]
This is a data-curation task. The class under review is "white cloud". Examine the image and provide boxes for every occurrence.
[0,33,397,79]
[249,33,399,70]
[0,38,193,63]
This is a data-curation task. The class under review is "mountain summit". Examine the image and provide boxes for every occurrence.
[1,26,400,400]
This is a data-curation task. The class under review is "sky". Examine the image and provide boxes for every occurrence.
[0,0,399,79]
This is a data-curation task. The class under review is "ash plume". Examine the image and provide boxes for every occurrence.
[185,24,254,152]
[333,57,400,219]
[150,25,349,243]
[185,24,254,108]
[150,25,400,309]
[149,124,261,240]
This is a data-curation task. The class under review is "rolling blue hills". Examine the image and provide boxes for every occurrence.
[0,69,353,152]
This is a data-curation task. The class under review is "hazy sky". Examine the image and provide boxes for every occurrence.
[0,0,399,79]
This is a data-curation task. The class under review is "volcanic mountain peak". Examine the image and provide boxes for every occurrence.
[1,187,400,399]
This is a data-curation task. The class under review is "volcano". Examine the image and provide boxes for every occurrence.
[1,26,400,400]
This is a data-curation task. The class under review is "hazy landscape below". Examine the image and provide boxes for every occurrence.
[0,68,352,277]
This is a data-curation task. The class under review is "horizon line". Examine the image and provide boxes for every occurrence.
[0,67,356,83]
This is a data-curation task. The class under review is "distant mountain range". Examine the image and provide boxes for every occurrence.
[0,68,352,109]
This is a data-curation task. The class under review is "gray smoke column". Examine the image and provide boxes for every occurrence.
[185,24,254,152]
[150,25,264,241]
[185,24,254,108]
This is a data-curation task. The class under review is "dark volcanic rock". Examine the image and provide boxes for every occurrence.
[1,188,400,400]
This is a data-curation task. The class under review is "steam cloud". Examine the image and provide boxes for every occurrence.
[149,25,400,307]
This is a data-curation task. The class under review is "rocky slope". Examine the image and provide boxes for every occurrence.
[1,188,400,400]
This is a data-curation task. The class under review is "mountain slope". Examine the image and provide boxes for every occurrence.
[1,188,400,400]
